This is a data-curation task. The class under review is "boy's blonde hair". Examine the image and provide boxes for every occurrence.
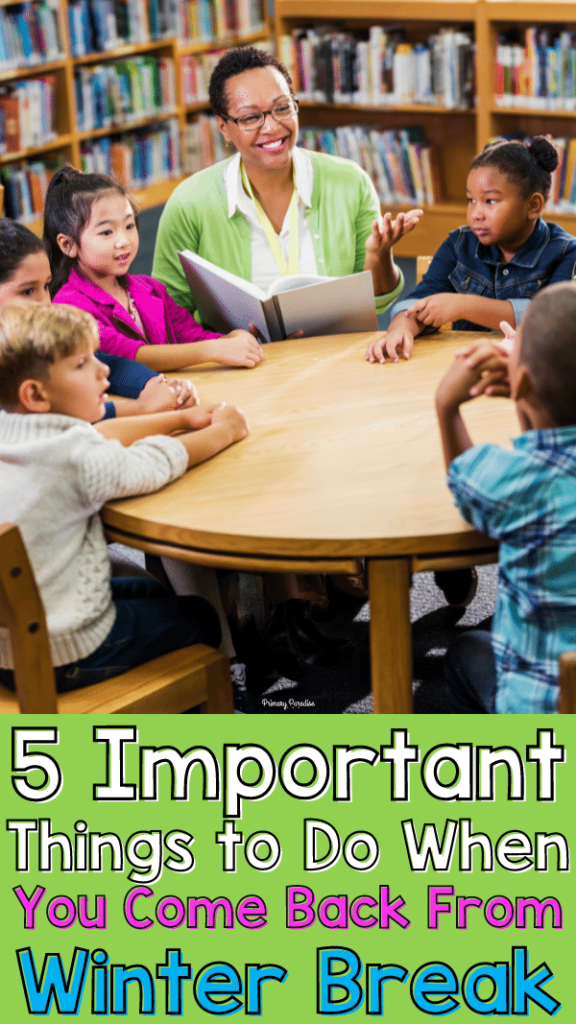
[0,304,99,406]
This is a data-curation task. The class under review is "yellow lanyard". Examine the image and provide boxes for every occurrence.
[240,160,299,277]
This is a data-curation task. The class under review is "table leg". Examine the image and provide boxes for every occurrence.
[368,558,412,714]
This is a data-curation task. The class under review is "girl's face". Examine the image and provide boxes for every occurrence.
[466,166,540,257]
[0,251,52,306]
[217,66,299,177]
[72,193,139,286]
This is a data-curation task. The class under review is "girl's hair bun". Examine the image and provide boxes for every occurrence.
[528,136,559,174]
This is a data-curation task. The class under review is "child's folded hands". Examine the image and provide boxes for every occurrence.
[455,337,510,398]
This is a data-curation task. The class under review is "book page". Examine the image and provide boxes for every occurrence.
[274,270,377,338]
[267,274,337,296]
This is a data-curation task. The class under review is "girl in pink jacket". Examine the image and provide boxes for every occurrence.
[46,166,263,372]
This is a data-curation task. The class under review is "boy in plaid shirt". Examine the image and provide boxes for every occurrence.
[435,281,576,714]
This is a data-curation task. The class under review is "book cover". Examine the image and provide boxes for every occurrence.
[178,250,377,344]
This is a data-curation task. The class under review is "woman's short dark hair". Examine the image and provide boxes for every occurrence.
[470,136,559,201]
[209,46,294,118]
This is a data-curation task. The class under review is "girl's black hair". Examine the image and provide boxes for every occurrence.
[470,136,559,200]
[43,165,136,297]
[0,219,47,285]
[208,46,294,119]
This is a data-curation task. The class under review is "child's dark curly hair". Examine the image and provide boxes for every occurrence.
[208,46,294,119]
[470,136,559,201]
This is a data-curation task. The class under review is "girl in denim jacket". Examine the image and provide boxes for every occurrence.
[367,136,576,364]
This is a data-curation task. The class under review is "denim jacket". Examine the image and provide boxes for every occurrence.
[391,218,576,331]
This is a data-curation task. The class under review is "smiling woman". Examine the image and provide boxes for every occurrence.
[152,46,423,323]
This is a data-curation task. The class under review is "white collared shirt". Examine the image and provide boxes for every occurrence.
[224,148,319,292]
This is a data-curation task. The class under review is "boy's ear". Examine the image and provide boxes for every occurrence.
[18,378,51,413]
[527,192,545,218]
[56,232,78,257]
[510,364,534,402]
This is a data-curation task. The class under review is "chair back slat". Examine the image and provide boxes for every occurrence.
[416,256,432,284]
[0,523,57,713]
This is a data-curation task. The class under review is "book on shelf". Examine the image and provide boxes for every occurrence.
[183,114,228,174]
[282,25,475,109]
[495,28,576,111]
[80,118,181,186]
[494,133,576,216]
[176,0,264,45]
[74,55,176,131]
[0,1,64,69]
[178,250,378,343]
[0,156,63,222]
[0,78,56,153]
[67,0,150,57]
[299,127,442,206]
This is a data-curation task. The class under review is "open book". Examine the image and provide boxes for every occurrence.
[178,250,377,343]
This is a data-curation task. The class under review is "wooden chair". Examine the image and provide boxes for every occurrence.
[559,652,576,714]
[416,256,432,284]
[0,523,234,714]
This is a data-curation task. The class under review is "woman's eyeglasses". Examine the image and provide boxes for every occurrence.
[223,99,299,132]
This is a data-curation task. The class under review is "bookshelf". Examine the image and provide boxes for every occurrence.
[275,0,576,257]
[0,0,270,235]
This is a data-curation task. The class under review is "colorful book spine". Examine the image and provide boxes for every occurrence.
[282,27,475,110]
[297,125,441,206]
[0,155,63,222]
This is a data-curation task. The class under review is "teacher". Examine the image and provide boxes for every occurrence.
[153,46,423,326]
[151,46,424,685]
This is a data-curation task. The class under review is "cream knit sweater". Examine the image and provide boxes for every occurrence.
[0,411,188,668]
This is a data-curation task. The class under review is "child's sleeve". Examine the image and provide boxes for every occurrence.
[447,444,543,539]
[97,352,157,398]
[75,429,189,511]
[388,233,459,325]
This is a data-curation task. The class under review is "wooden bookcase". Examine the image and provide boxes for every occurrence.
[0,1,270,235]
[275,0,576,257]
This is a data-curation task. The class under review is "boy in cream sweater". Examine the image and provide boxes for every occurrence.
[0,303,248,692]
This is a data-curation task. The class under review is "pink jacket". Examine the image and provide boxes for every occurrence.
[53,267,221,361]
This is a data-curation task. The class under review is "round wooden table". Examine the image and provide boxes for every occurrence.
[103,332,517,713]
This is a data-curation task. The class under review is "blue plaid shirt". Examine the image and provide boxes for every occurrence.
[392,218,576,331]
[448,427,576,713]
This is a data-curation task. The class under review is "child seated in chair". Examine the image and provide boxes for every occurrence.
[435,281,576,714]
[0,304,248,692]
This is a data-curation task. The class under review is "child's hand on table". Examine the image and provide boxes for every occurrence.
[167,377,199,407]
[212,402,249,442]
[365,326,415,363]
[217,327,264,367]
[405,293,463,328]
[132,374,181,413]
